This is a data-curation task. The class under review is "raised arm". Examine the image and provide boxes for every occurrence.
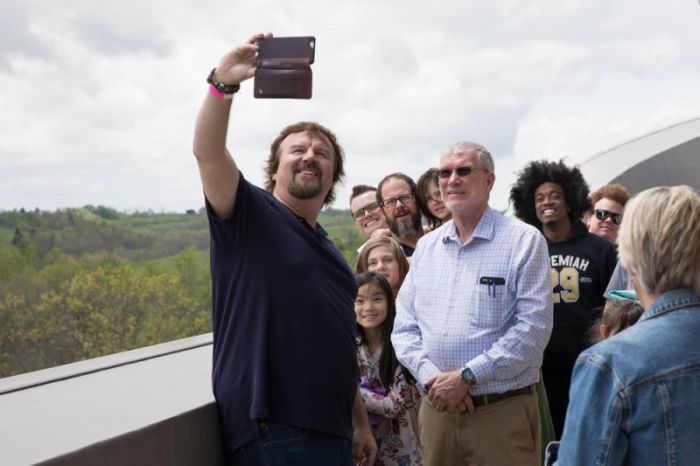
[192,32,271,219]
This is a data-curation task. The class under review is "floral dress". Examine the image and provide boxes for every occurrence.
[358,344,422,466]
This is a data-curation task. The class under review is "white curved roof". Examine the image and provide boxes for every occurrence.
[579,116,700,194]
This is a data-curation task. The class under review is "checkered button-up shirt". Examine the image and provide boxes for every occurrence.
[392,207,553,395]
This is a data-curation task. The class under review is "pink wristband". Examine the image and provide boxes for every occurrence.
[209,84,232,100]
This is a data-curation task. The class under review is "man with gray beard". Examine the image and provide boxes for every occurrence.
[376,173,424,257]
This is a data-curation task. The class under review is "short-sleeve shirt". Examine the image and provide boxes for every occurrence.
[206,175,359,459]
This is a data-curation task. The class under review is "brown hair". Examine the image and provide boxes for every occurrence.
[354,236,410,291]
[588,300,644,344]
[264,122,345,205]
[590,183,630,207]
[416,168,447,231]
[350,184,377,204]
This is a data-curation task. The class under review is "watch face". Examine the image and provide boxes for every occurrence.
[461,368,475,384]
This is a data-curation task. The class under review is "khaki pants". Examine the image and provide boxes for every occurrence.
[419,391,540,466]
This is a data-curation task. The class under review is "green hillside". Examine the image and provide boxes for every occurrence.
[0,205,363,377]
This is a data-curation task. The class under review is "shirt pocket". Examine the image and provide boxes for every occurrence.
[470,274,512,328]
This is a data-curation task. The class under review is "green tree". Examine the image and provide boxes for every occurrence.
[0,293,32,375]
[54,263,209,358]
[11,227,24,246]
[173,247,211,307]
[0,261,211,377]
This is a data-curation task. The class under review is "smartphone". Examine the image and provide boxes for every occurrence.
[254,36,316,99]
[258,36,315,63]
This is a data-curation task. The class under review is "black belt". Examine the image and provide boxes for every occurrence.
[471,384,534,407]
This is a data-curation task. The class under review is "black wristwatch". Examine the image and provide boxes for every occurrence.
[461,367,477,385]
[206,68,241,95]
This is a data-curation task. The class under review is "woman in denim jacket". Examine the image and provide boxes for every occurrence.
[556,185,700,466]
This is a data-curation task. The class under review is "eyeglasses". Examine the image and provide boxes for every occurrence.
[381,193,414,209]
[594,209,622,225]
[437,166,485,179]
[351,202,381,220]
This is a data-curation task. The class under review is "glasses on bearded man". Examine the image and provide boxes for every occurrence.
[381,193,415,209]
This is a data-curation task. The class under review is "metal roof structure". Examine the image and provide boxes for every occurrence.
[579,116,700,194]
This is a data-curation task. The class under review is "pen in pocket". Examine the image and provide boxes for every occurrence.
[479,276,505,298]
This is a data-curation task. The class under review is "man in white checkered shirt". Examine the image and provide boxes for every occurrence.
[391,141,553,466]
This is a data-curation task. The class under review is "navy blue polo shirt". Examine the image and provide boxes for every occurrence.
[206,175,359,460]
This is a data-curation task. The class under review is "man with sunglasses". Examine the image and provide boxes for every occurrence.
[349,185,387,239]
[376,173,424,257]
[510,160,618,439]
[587,183,630,244]
[393,142,553,465]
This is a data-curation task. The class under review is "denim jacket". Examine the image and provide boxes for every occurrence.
[555,288,700,466]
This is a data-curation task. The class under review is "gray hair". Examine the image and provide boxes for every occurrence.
[441,141,494,173]
[618,185,700,296]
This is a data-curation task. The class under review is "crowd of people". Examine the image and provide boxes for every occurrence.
[193,34,700,466]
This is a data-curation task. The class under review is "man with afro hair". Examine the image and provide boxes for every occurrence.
[509,160,617,439]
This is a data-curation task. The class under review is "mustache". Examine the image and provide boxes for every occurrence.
[294,162,320,176]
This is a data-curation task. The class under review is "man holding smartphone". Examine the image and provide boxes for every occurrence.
[193,33,376,466]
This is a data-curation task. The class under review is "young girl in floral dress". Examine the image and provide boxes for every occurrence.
[354,272,422,466]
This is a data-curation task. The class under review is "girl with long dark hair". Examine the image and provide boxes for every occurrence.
[354,272,422,466]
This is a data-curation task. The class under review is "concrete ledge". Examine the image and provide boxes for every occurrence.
[0,334,214,395]
[39,403,224,466]
[0,334,224,465]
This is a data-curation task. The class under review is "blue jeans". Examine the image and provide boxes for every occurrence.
[229,422,353,466]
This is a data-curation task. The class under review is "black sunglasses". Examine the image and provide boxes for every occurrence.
[437,166,484,179]
[594,209,622,225]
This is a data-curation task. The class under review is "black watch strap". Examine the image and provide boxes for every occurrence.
[206,68,241,95]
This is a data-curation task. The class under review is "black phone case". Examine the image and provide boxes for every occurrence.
[254,37,315,99]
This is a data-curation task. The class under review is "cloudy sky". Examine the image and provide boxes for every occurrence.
[2,0,700,213]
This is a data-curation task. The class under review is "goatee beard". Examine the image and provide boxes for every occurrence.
[288,180,322,199]
[390,211,422,238]
[288,165,323,199]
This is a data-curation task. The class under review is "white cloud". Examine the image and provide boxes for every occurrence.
[1,0,700,212]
